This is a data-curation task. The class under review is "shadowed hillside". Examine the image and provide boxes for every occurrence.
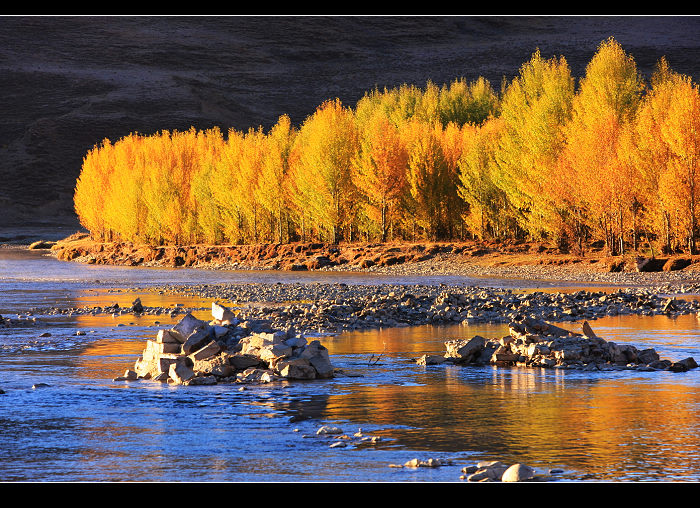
[3,15,700,231]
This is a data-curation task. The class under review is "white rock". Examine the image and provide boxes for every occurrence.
[501,463,536,482]
[212,302,236,322]
[316,425,343,435]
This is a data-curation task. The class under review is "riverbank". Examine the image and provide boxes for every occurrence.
[43,233,700,288]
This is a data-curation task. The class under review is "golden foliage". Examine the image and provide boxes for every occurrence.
[73,37,700,253]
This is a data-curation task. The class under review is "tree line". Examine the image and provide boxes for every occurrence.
[74,37,700,255]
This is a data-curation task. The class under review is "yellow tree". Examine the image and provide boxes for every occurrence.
[351,112,408,242]
[626,59,688,253]
[288,99,359,244]
[658,75,700,254]
[236,127,266,242]
[254,115,295,243]
[457,118,510,239]
[74,138,116,241]
[209,129,247,243]
[494,49,575,246]
[401,119,452,240]
[190,127,225,244]
[563,37,645,254]
[437,76,499,126]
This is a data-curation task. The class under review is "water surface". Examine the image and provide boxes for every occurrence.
[2,247,700,482]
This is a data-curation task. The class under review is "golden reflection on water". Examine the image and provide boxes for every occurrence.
[319,315,700,477]
[57,285,700,478]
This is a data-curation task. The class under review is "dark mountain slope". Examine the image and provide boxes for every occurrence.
[2,16,700,229]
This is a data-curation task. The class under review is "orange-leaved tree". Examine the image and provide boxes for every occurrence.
[351,111,408,242]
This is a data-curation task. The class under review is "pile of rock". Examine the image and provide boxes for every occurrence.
[419,316,698,373]
[459,461,542,482]
[388,457,552,482]
[117,302,335,385]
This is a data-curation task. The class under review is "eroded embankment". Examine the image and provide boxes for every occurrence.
[44,232,700,282]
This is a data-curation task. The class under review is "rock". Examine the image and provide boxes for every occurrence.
[582,321,597,338]
[648,359,672,370]
[186,375,217,385]
[502,463,536,482]
[156,329,182,344]
[663,297,677,313]
[417,354,446,365]
[212,302,236,322]
[258,343,293,364]
[236,367,275,383]
[317,425,343,435]
[276,358,316,379]
[145,339,180,355]
[285,336,307,348]
[403,458,447,468]
[638,348,660,364]
[188,340,221,362]
[444,335,486,363]
[192,353,235,378]
[300,340,334,378]
[182,326,214,355]
[240,331,287,355]
[135,351,186,379]
[212,325,230,339]
[171,312,208,343]
[132,298,144,313]
[229,353,262,370]
[169,361,195,384]
[464,461,510,481]
[669,357,698,372]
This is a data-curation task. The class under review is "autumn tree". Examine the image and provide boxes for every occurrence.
[351,111,408,242]
[253,115,295,243]
[656,75,700,254]
[288,99,359,244]
[495,50,575,246]
[401,120,453,240]
[563,37,645,254]
[457,118,512,239]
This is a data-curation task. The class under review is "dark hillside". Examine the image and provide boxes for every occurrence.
[2,16,700,229]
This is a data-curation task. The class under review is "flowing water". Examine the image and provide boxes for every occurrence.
[2,246,700,482]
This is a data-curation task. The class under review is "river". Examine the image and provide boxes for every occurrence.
[2,246,700,482]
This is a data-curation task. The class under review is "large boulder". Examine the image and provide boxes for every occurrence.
[276,358,317,379]
[229,353,263,370]
[444,335,486,363]
[169,361,196,384]
[192,353,235,378]
[189,340,221,362]
[170,313,208,343]
[299,340,334,378]
[182,326,215,355]
[501,464,536,482]
[212,302,236,322]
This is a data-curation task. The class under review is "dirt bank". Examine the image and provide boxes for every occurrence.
[45,232,700,285]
